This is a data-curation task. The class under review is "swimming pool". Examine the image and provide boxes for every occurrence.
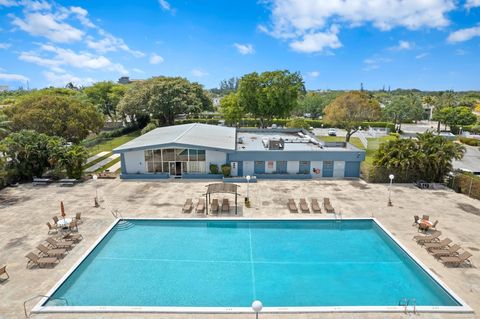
[35,218,471,313]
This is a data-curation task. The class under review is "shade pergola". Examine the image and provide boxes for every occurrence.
[204,183,240,215]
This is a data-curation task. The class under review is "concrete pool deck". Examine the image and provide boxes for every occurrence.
[0,179,479,319]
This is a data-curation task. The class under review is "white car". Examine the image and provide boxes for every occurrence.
[328,128,337,136]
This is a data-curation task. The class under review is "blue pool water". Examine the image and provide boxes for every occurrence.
[46,219,460,308]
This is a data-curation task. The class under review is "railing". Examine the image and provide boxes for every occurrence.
[399,297,416,314]
[24,295,68,318]
[111,209,123,219]
[357,131,368,148]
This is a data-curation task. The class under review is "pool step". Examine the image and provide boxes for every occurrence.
[116,220,135,231]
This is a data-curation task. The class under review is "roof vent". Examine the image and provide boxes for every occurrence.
[268,138,284,150]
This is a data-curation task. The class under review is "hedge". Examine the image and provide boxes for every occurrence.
[447,172,480,200]
[458,137,480,146]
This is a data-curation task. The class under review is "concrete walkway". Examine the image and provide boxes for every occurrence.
[85,151,109,165]
[106,160,121,172]
[84,154,120,173]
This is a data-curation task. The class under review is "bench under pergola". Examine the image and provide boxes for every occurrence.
[204,183,240,215]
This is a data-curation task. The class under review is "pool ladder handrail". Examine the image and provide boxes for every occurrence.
[111,209,123,220]
[23,295,68,318]
[399,297,416,314]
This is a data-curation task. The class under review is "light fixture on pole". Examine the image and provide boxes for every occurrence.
[251,300,263,319]
[93,174,99,207]
[388,174,394,206]
[246,175,251,202]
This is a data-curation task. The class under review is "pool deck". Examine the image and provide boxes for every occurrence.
[0,179,479,319]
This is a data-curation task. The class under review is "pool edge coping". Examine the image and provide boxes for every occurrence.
[32,217,474,314]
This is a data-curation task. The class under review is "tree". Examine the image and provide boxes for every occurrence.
[0,113,11,138]
[4,94,104,143]
[219,93,243,126]
[118,76,213,126]
[436,106,477,133]
[374,132,465,182]
[323,91,381,142]
[83,81,127,121]
[296,92,338,118]
[57,144,89,179]
[433,91,458,132]
[286,118,310,130]
[237,70,305,127]
[383,94,423,131]
[210,77,239,95]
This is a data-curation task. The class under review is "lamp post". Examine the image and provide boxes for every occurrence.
[388,174,394,206]
[251,300,263,319]
[93,174,99,207]
[246,175,251,202]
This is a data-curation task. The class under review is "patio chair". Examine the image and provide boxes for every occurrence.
[222,198,230,213]
[196,199,205,214]
[0,265,8,280]
[430,244,462,258]
[37,244,66,258]
[311,199,322,213]
[422,215,429,221]
[324,198,335,213]
[25,252,59,268]
[431,220,438,230]
[287,199,298,213]
[68,219,78,232]
[52,216,59,225]
[440,251,473,267]
[299,198,310,213]
[62,233,83,243]
[412,215,419,226]
[423,238,452,250]
[211,199,219,214]
[46,237,74,249]
[182,199,193,213]
[46,222,58,234]
[75,212,82,224]
[413,231,441,244]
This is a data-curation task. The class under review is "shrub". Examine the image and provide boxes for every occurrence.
[209,164,219,174]
[141,122,157,135]
[286,118,310,129]
[389,132,400,138]
[459,137,480,146]
[221,164,231,177]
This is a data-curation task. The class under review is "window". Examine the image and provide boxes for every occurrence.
[188,149,198,161]
[162,149,175,161]
[144,148,207,174]
[197,150,206,161]
[176,149,189,161]
[154,149,162,162]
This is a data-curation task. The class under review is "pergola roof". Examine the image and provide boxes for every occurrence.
[205,183,239,195]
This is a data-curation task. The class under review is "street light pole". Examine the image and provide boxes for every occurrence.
[252,300,263,319]
[388,174,394,206]
[93,174,99,207]
[246,175,251,201]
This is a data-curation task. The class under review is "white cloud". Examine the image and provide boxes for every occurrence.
[415,52,429,59]
[290,26,341,53]
[261,0,455,53]
[86,30,145,57]
[0,42,11,49]
[132,68,145,74]
[447,25,480,43]
[43,71,95,87]
[149,53,164,64]
[389,40,412,51]
[307,71,320,77]
[0,0,18,6]
[11,12,84,43]
[69,6,95,28]
[233,43,255,55]
[0,72,29,83]
[363,57,391,71]
[455,49,468,55]
[191,68,208,77]
[158,0,175,13]
[465,0,480,9]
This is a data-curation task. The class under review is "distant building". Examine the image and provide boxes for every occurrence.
[117,76,144,84]
[422,103,435,120]
[0,85,9,92]
[113,123,365,180]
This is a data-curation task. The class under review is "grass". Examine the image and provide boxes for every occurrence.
[83,152,113,169]
[86,131,141,156]
[94,157,121,173]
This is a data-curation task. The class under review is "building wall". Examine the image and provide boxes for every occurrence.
[287,161,299,174]
[205,150,227,170]
[124,150,145,174]
[333,161,345,178]
[243,161,254,175]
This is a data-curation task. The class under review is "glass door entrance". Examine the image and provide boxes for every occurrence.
[169,161,183,176]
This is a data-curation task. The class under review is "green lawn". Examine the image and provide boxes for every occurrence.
[86,131,141,156]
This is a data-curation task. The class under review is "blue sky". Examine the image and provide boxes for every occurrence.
[0,0,479,91]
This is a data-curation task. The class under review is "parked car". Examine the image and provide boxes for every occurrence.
[328,128,337,136]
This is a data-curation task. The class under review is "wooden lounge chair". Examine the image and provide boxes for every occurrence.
[440,251,473,267]
[182,199,193,213]
[430,244,461,258]
[412,215,419,226]
[62,233,83,243]
[25,252,59,268]
[46,237,74,249]
[196,199,205,214]
[211,199,219,214]
[0,265,8,280]
[287,199,298,213]
[37,244,66,258]
[413,231,441,244]
[324,198,335,213]
[46,222,58,234]
[69,219,78,232]
[222,198,230,213]
[52,216,59,225]
[423,238,452,250]
[311,199,322,213]
[299,198,310,213]
[75,212,82,224]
